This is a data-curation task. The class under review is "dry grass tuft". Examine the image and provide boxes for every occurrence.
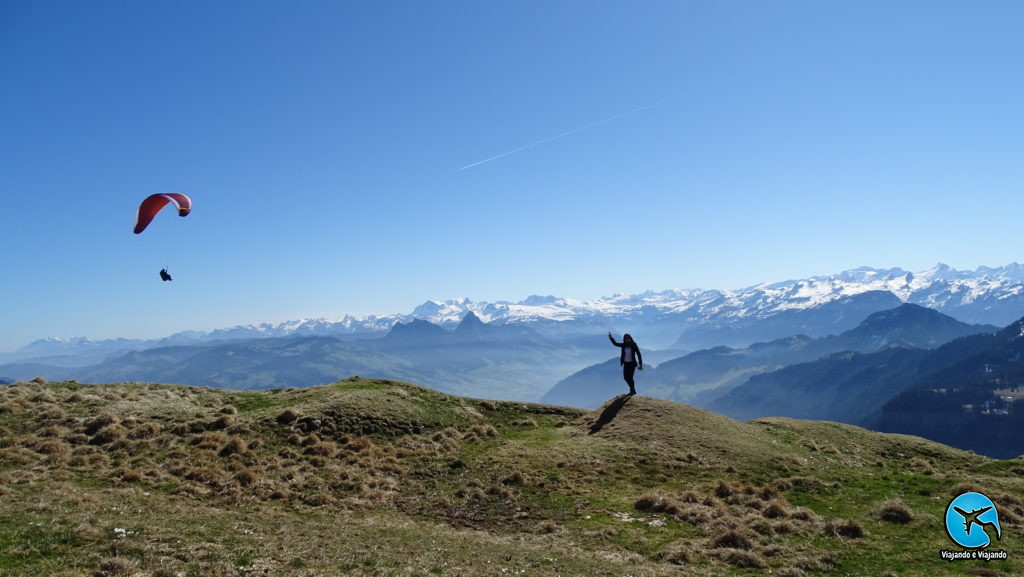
[535,519,560,534]
[34,439,70,460]
[714,480,735,498]
[501,471,526,486]
[992,493,1024,524]
[277,408,301,425]
[633,491,660,512]
[128,421,162,439]
[678,490,702,503]
[433,427,461,442]
[0,402,22,414]
[463,424,498,441]
[708,548,766,568]
[89,424,128,445]
[789,507,817,522]
[30,390,57,403]
[635,490,674,513]
[303,441,339,457]
[234,468,258,486]
[117,467,146,483]
[73,523,103,542]
[485,484,516,500]
[38,405,67,420]
[662,540,695,565]
[98,556,137,575]
[878,499,914,524]
[711,528,756,551]
[209,413,236,430]
[348,436,375,452]
[185,465,227,486]
[824,519,864,538]
[191,431,229,450]
[762,499,790,519]
[218,436,248,457]
[678,503,723,526]
[84,412,120,435]
[912,458,935,475]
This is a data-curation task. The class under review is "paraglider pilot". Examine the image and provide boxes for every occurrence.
[159,268,172,282]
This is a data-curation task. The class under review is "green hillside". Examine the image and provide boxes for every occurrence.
[1,378,1022,576]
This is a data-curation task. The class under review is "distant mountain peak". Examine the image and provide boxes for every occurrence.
[457,311,484,328]
[862,302,939,322]
[839,302,992,350]
[385,318,447,342]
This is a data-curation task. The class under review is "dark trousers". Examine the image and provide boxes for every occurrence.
[622,361,637,391]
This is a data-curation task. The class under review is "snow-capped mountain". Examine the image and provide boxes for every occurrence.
[15,263,1024,359]
[402,264,1024,326]
[391,263,1024,348]
[195,315,402,341]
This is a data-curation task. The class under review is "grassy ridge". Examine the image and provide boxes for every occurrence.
[1,377,1022,576]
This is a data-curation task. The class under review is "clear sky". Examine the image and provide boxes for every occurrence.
[2,0,1023,352]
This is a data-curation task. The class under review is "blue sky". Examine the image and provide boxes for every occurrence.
[2,0,1023,351]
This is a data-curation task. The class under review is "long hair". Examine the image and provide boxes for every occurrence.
[623,333,635,344]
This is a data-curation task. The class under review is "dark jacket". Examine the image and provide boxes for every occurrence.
[608,335,642,368]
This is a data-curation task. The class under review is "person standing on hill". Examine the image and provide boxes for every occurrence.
[608,332,643,395]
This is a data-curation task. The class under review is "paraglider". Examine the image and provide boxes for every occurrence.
[134,193,192,281]
[133,193,191,234]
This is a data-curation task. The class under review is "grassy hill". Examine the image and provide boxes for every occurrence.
[1,378,1022,576]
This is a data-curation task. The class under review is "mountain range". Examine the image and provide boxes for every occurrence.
[698,318,1024,459]
[870,317,1024,458]
[0,312,608,401]
[542,303,996,409]
[8,263,1024,364]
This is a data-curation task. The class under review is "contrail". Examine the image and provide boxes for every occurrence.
[458,98,673,171]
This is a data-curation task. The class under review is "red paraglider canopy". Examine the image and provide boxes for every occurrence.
[133,193,192,234]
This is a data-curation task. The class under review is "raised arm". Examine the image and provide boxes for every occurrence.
[608,332,623,347]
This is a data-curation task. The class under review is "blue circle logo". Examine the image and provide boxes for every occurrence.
[945,492,1002,549]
